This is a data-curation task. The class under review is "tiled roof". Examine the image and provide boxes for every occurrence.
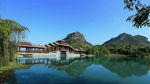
[46,40,85,52]
[19,40,31,43]
[32,44,46,48]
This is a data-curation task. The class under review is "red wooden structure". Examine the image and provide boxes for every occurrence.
[18,41,48,53]
[17,40,85,54]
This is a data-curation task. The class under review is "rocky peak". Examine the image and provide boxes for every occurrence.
[117,33,132,40]
[64,32,91,48]
[64,32,86,43]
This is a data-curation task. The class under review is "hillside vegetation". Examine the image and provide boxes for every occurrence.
[103,33,150,48]
[103,33,150,57]
[64,32,110,56]
[64,32,150,57]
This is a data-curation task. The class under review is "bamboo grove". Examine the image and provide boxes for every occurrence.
[0,18,29,67]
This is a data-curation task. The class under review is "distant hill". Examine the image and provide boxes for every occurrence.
[64,32,92,49]
[103,33,150,48]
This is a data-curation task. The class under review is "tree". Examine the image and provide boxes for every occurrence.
[0,18,29,66]
[124,0,150,28]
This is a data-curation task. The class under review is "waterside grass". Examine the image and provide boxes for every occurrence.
[108,54,129,57]
[0,62,23,74]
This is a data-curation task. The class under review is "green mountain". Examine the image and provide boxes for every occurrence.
[103,33,150,48]
[64,32,92,49]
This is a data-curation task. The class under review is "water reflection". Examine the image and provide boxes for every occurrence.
[98,57,150,78]
[0,66,31,84]
[48,57,150,78]
[0,70,17,84]
[1,56,150,84]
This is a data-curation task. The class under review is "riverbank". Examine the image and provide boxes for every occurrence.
[108,54,150,58]
[108,54,129,57]
[0,62,23,74]
[85,54,126,57]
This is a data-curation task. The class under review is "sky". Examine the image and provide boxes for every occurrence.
[0,0,150,45]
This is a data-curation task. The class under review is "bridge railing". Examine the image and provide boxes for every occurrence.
[17,50,50,53]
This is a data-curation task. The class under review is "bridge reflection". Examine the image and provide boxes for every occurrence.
[17,58,53,65]
[16,56,150,78]
[16,56,86,65]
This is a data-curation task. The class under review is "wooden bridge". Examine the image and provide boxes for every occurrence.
[17,40,85,59]
[17,40,84,54]
[17,40,49,53]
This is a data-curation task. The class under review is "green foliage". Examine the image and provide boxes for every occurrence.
[8,41,18,62]
[83,45,110,56]
[66,39,110,56]
[66,39,86,49]
[124,0,150,28]
[108,45,150,57]
[0,18,29,67]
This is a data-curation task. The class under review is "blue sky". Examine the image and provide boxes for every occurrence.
[0,0,150,45]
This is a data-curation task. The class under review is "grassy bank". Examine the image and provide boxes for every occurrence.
[108,54,150,58]
[108,54,128,57]
[0,62,23,74]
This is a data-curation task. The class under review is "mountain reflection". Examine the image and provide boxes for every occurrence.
[1,56,150,84]
[48,56,150,78]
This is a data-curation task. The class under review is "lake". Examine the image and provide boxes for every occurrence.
[1,56,150,84]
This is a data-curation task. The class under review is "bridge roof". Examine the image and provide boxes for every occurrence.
[19,45,46,49]
[19,40,31,43]
[46,40,85,52]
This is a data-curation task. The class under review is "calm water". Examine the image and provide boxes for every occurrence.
[1,56,150,84]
